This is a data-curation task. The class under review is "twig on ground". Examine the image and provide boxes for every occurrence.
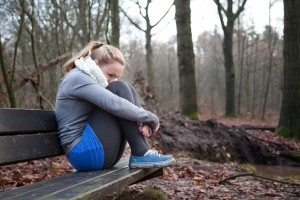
[218,172,300,186]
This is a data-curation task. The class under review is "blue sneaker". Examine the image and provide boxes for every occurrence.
[129,149,176,168]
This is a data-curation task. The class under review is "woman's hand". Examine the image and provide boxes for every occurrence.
[138,122,160,138]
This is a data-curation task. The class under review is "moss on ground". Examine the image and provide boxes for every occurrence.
[113,186,167,200]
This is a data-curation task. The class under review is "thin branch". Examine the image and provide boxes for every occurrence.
[214,0,227,15]
[30,80,54,110]
[152,1,174,28]
[152,17,174,36]
[219,172,300,186]
[234,0,247,20]
[121,0,173,36]
[11,0,25,87]
[51,0,79,40]
[215,1,226,30]
[95,0,109,39]
[135,0,146,19]
[119,6,145,32]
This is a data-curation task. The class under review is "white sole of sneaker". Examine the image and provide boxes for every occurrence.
[129,158,176,169]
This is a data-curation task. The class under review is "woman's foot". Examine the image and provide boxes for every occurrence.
[129,149,175,168]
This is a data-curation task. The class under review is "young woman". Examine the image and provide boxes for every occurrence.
[55,41,175,171]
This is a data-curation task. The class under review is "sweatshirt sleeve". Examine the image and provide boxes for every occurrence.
[64,71,159,128]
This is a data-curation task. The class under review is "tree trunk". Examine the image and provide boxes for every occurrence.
[77,0,89,44]
[237,32,246,115]
[0,0,27,108]
[110,0,120,48]
[277,0,300,139]
[145,29,154,90]
[251,36,259,118]
[223,28,236,116]
[175,0,198,118]
[262,2,278,120]
[0,38,16,108]
[26,1,44,109]
[261,34,276,120]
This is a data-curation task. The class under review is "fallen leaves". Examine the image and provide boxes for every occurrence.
[130,156,300,200]
[0,156,73,192]
[1,113,299,199]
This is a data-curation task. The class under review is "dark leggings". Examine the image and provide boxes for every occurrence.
[88,80,150,168]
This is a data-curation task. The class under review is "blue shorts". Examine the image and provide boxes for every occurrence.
[67,124,104,171]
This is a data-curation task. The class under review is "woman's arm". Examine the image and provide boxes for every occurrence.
[65,70,159,130]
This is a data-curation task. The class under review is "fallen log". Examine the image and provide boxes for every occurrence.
[237,124,276,132]
[0,53,68,102]
[280,151,300,162]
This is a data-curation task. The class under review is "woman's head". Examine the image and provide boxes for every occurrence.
[63,41,126,81]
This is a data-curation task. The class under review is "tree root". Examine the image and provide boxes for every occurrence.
[218,172,300,186]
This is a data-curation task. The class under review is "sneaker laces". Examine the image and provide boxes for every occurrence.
[145,149,162,157]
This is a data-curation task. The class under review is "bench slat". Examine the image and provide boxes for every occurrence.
[0,109,57,134]
[48,166,161,200]
[0,157,164,200]
[0,133,63,166]
[0,159,129,199]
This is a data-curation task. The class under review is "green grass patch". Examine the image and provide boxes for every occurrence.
[182,111,200,119]
[240,163,257,173]
[113,186,167,200]
[225,112,236,118]
[276,127,293,138]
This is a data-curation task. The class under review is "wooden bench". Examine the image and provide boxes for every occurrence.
[0,108,163,199]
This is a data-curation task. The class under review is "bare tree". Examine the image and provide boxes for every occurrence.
[120,0,173,90]
[50,0,108,48]
[24,0,45,108]
[0,0,27,108]
[213,0,247,117]
[261,0,279,120]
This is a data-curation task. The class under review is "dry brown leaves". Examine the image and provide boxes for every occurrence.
[0,114,299,199]
[0,156,73,192]
[131,156,300,200]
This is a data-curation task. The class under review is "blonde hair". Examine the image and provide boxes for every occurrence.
[62,41,125,74]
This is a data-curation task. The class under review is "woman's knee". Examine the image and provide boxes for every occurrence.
[107,80,134,99]
[107,80,129,92]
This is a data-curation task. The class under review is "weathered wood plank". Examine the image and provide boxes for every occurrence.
[0,158,129,199]
[0,157,164,200]
[47,167,163,200]
[0,133,63,166]
[0,109,57,134]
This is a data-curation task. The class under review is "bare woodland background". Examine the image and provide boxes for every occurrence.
[0,0,284,120]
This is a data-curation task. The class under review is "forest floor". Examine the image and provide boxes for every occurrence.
[105,109,300,200]
[0,109,299,199]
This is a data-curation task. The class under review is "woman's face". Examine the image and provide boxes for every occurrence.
[100,61,125,83]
